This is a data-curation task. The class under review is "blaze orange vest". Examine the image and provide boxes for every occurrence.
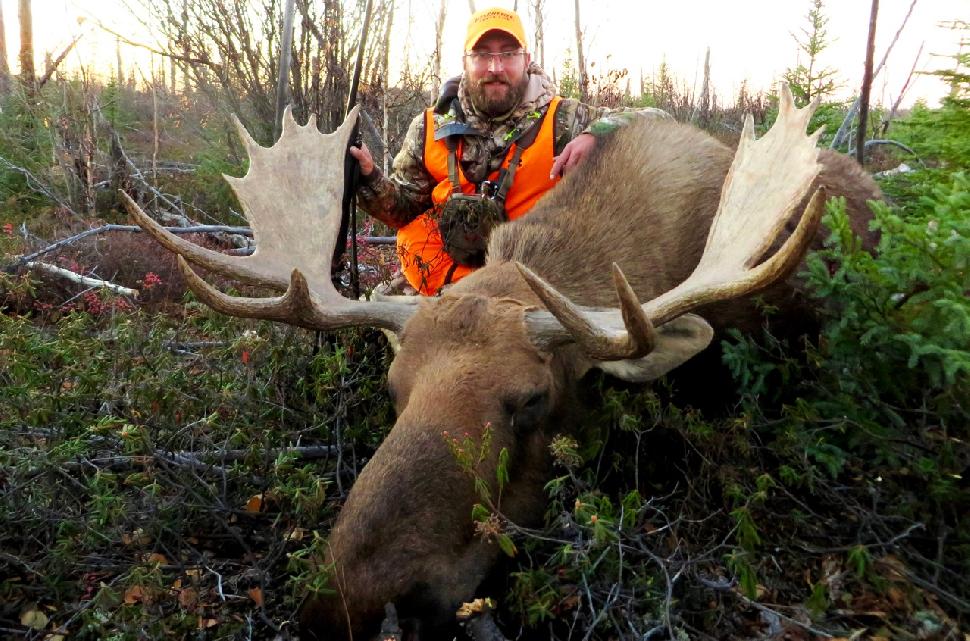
[396,96,562,295]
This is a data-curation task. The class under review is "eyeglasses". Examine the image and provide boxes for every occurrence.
[463,50,525,69]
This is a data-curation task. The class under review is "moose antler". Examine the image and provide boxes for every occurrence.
[523,84,826,359]
[122,107,417,333]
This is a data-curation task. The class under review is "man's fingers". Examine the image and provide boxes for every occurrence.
[349,145,374,175]
[549,151,568,179]
[565,150,583,172]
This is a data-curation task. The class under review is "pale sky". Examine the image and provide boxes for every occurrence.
[3,0,968,108]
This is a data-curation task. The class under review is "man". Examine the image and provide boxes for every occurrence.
[350,7,668,295]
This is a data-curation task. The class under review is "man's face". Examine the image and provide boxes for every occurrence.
[463,31,531,117]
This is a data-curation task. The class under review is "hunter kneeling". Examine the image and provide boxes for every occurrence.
[349,6,669,295]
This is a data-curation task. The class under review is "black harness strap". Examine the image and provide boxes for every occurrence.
[492,120,543,209]
[443,109,547,207]
[442,261,461,289]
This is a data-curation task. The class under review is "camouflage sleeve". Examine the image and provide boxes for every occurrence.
[356,111,434,229]
[553,99,672,155]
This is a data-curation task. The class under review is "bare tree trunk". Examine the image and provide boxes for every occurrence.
[573,0,587,102]
[151,63,159,185]
[322,0,344,130]
[116,37,124,88]
[36,31,84,90]
[432,0,447,101]
[832,0,915,149]
[692,46,711,125]
[857,0,879,164]
[83,97,96,215]
[274,0,297,139]
[346,0,374,115]
[170,41,177,93]
[382,0,395,174]
[529,0,546,69]
[18,0,35,95]
[0,2,10,96]
[181,0,190,93]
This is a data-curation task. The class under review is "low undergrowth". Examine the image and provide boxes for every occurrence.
[484,169,969,640]
[0,286,393,639]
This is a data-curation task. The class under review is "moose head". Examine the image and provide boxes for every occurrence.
[124,85,880,639]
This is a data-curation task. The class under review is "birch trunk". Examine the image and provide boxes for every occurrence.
[274,0,297,140]
[530,0,546,69]
[432,0,447,101]
[692,47,711,125]
[573,0,587,102]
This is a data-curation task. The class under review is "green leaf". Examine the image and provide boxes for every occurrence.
[474,477,491,503]
[806,580,829,618]
[497,533,517,557]
[847,545,870,577]
[496,447,510,493]
[471,503,490,522]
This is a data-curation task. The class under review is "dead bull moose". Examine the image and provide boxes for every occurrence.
[123,85,881,640]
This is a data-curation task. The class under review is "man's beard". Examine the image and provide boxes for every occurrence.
[468,72,529,118]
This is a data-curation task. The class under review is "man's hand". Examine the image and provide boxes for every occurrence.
[549,133,596,179]
[349,142,375,176]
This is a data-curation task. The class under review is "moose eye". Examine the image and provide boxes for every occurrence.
[522,392,545,410]
[505,390,549,432]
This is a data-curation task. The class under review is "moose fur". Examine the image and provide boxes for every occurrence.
[298,116,882,640]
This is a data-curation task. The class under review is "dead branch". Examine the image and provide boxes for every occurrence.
[863,138,924,164]
[162,339,228,354]
[36,27,90,89]
[831,0,918,149]
[700,583,837,639]
[25,261,140,297]
[8,223,252,271]
[39,445,341,478]
[91,16,222,69]
[0,154,85,223]
[887,40,925,127]
[99,117,238,227]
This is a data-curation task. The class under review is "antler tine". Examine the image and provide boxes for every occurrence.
[642,82,824,325]
[177,258,413,332]
[128,106,418,333]
[518,262,656,360]
[521,82,824,359]
[121,192,290,290]
[231,114,262,160]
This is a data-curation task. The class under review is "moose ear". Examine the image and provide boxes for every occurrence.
[588,314,714,382]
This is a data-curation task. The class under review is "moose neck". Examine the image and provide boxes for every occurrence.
[481,117,735,309]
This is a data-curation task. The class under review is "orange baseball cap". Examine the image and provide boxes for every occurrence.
[465,7,527,52]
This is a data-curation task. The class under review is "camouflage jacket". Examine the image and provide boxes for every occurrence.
[357,65,670,229]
